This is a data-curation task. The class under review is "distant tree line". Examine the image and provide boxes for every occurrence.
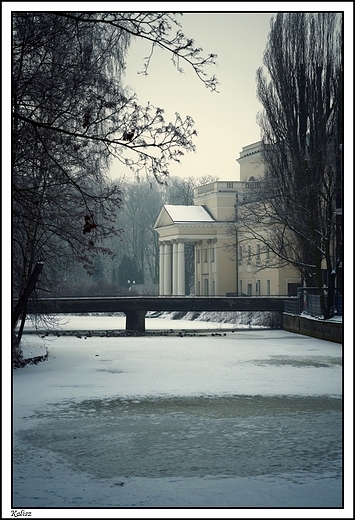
[58,175,218,297]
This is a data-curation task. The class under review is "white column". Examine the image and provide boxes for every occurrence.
[177,240,185,295]
[159,242,165,296]
[194,242,198,296]
[172,241,178,295]
[163,242,171,295]
[214,238,218,296]
[194,241,201,296]
[208,240,212,296]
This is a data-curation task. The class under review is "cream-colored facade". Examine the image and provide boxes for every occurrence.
[154,141,301,296]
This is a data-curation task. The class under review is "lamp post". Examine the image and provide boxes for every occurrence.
[127,280,135,292]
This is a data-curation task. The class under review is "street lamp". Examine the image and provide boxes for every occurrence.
[127,280,135,291]
[235,192,239,295]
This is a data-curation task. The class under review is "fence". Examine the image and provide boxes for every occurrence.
[284,298,299,314]
[284,287,342,318]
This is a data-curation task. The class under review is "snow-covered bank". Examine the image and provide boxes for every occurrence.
[8,316,348,516]
[14,329,342,401]
[149,309,282,328]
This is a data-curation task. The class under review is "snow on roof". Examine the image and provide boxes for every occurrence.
[164,205,214,223]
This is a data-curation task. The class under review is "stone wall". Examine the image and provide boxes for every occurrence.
[283,313,342,344]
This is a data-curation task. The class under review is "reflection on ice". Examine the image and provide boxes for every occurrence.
[251,355,342,368]
[17,395,342,481]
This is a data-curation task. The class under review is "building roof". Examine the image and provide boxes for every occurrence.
[164,205,214,222]
[154,204,215,229]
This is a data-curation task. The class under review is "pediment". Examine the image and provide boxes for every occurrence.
[154,206,175,228]
[154,205,215,229]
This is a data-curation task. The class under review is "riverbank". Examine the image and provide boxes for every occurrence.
[283,313,342,343]
[9,319,346,515]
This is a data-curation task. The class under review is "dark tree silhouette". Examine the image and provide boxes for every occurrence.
[12,11,218,359]
[233,13,342,319]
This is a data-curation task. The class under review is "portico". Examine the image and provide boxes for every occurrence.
[159,236,222,296]
[154,204,218,296]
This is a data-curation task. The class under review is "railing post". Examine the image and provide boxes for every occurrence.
[297,288,301,314]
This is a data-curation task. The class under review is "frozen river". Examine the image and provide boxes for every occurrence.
[11,316,344,513]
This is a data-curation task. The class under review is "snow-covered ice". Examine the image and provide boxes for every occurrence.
[7,315,349,517]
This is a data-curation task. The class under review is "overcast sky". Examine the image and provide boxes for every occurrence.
[108,4,352,183]
[111,10,275,181]
[4,3,352,185]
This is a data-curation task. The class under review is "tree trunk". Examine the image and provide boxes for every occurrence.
[12,261,44,331]
[326,270,336,319]
[13,262,44,366]
[16,307,28,346]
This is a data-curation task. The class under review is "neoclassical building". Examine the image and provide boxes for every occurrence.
[154,141,301,296]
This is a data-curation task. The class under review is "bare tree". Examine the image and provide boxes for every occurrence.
[117,179,164,286]
[233,13,342,318]
[12,11,218,359]
[13,12,218,183]
[164,175,219,205]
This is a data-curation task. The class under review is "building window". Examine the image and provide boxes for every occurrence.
[266,279,271,295]
[265,246,270,261]
[256,279,261,295]
[227,182,234,188]
[204,248,208,262]
[248,245,251,264]
[238,245,242,265]
[197,249,200,263]
[204,278,209,296]
[247,283,252,296]
[256,244,261,263]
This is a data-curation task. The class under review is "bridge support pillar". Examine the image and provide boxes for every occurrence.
[125,310,147,333]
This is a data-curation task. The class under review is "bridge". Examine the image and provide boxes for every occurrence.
[26,296,296,333]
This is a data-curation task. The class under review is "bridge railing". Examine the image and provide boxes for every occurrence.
[284,299,300,314]
[283,287,342,318]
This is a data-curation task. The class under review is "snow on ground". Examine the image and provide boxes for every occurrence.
[20,313,237,334]
[7,315,350,517]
